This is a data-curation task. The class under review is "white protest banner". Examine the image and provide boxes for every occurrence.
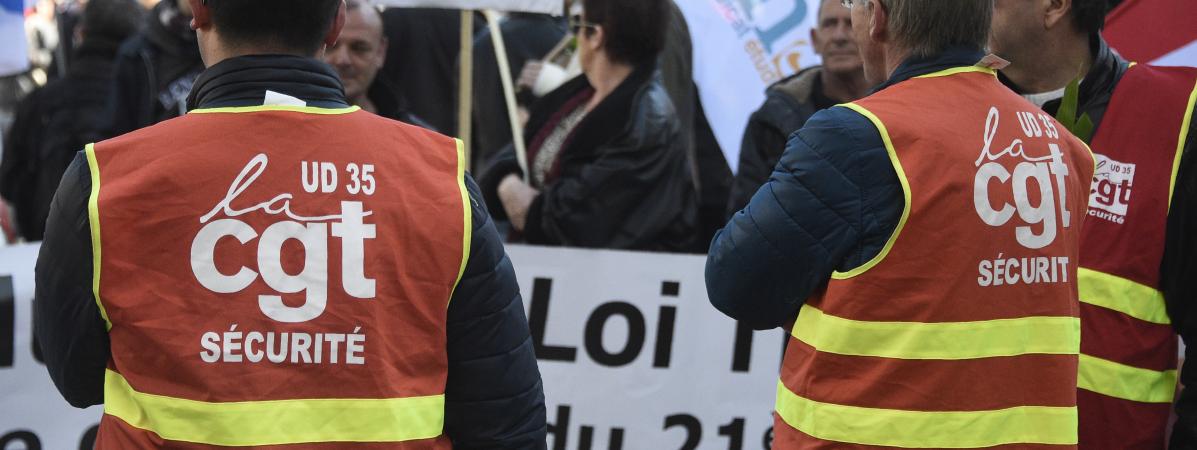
[377,0,561,15]
[0,244,785,449]
[0,0,29,77]
[508,245,785,450]
[676,0,824,173]
[0,243,102,449]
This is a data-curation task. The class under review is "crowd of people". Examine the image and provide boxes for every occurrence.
[4,0,1197,447]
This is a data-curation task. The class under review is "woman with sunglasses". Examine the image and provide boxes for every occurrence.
[479,0,698,252]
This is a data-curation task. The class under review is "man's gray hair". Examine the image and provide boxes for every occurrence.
[878,0,993,58]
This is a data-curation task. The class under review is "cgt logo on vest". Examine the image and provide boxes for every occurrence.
[973,107,1075,250]
[973,107,1075,287]
[190,154,377,323]
[1088,153,1135,224]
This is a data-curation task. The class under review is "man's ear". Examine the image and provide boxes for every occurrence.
[868,0,889,44]
[324,0,348,49]
[1044,0,1072,30]
[188,0,210,31]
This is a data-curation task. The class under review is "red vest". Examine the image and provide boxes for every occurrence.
[1076,64,1197,449]
[773,67,1095,449]
[85,104,468,448]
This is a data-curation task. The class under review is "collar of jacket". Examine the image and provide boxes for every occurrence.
[769,65,822,104]
[871,46,988,93]
[523,61,658,155]
[186,54,350,111]
[996,34,1129,125]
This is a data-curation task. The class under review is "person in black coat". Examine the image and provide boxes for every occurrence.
[480,0,697,252]
[0,0,143,241]
[101,0,203,137]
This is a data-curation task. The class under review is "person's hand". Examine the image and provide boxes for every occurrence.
[498,174,539,232]
[517,61,544,91]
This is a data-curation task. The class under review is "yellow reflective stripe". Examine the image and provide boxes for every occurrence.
[449,139,473,306]
[189,105,361,115]
[84,144,111,330]
[775,381,1077,447]
[913,65,998,79]
[1170,74,1197,211]
[104,370,444,446]
[792,304,1079,359]
[1078,354,1177,403]
[832,103,911,279]
[1078,268,1169,325]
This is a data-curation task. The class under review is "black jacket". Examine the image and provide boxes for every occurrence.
[726,66,824,216]
[367,77,437,132]
[480,63,699,252]
[0,38,122,241]
[101,0,203,138]
[35,55,546,449]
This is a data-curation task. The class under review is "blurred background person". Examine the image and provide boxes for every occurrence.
[1,0,142,241]
[326,0,430,128]
[102,0,202,137]
[726,0,867,216]
[479,0,697,252]
[381,7,476,134]
[990,0,1197,448]
[469,8,566,170]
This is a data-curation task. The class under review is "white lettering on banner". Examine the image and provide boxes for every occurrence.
[190,154,378,323]
[1088,153,1136,224]
[973,107,1075,250]
[507,245,784,449]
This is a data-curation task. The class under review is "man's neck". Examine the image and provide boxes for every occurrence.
[821,68,869,103]
[585,58,633,112]
[1003,32,1092,94]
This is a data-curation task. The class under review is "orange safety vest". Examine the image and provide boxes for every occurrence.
[772,67,1095,449]
[1077,64,1197,449]
[85,104,469,448]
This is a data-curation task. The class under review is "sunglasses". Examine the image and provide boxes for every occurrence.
[569,16,599,34]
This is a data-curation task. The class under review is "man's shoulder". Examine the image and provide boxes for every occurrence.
[766,66,822,104]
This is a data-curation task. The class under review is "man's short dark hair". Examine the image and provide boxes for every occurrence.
[1070,0,1108,36]
[205,0,342,54]
[80,0,143,44]
[581,0,668,65]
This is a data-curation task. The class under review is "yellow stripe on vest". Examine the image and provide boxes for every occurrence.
[1078,268,1170,325]
[84,144,111,330]
[775,381,1078,447]
[792,304,1080,360]
[1078,354,1177,404]
[104,370,444,446]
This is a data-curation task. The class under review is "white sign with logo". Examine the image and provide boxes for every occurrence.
[1088,153,1136,224]
[676,0,824,173]
[0,244,786,449]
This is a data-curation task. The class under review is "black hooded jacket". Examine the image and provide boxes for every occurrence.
[101,0,203,137]
[1,37,125,241]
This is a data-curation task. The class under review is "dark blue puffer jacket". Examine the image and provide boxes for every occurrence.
[706,48,988,330]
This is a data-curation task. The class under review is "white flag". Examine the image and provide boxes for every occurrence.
[676,0,823,173]
[0,0,28,77]
[377,0,561,15]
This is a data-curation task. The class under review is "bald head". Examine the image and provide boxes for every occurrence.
[325,0,388,105]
